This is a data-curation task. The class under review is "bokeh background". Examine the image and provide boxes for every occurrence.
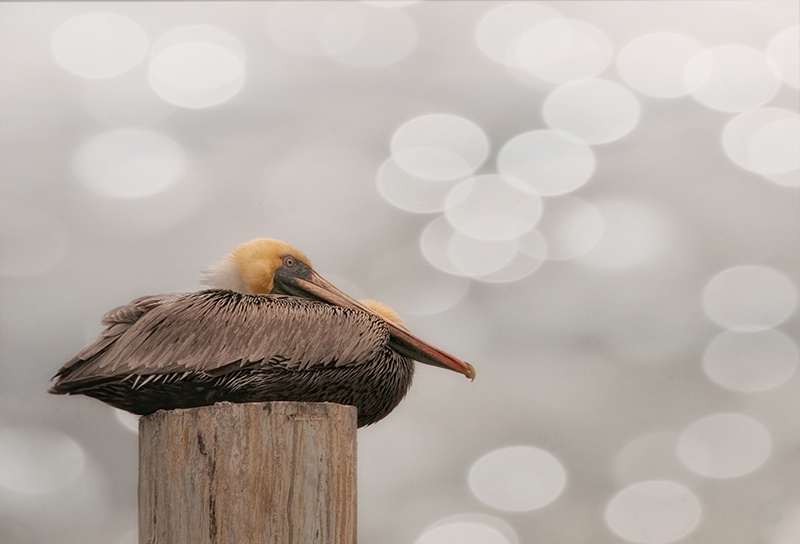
[1,2,799,543]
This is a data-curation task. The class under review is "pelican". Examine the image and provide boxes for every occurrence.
[49,238,475,427]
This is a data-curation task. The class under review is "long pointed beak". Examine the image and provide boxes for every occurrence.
[292,271,476,380]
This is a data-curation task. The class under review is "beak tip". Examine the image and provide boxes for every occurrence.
[465,362,476,381]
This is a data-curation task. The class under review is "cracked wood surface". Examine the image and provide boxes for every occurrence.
[138,402,357,544]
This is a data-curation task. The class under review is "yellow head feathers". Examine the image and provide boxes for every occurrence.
[230,238,312,294]
[203,239,405,327]
[201,238,311,294]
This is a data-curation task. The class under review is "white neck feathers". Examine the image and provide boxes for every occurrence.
[200,255,251,293]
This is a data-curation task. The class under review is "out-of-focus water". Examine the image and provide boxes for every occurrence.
[1,2,798,543]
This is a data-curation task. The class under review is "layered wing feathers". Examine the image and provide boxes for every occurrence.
[52,290,389,389]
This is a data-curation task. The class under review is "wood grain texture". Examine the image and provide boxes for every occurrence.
[138,402,357,544]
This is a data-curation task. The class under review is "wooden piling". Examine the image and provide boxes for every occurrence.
[138,402,357,544]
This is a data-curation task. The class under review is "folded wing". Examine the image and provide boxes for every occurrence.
[50,290,388,392]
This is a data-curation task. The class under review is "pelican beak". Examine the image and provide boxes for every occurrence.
[292,271,476,380]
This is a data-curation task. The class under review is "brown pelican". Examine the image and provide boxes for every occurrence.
[49,238,475,426]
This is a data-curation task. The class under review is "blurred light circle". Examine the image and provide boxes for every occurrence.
[391,114,489,181]
[390,148,474,184]
[722,108,800,187]
[578,199,674,270]
[703,329,798,392]
[320,4,417,68]
[514,19,572,71]
[677,412,772,478]
[604,480,701,544]
[0,203,69,277]
[475,2,563,67]
[616,32,705,98]
[420,215,464,276]
[415,515,517,544]
[684,45,781,112]
[114,409,140,434]
[421,215,537,281]
[74,128,186,198]
[543,79,641,144]
[537,196,604,260]
[517,19,613,84]
[748,118,800,175]
[148,26,245,108]
[767,25,799,89]
[468,446,567,511]
[51,12,148,79]
[444,175,542,241]
[0,426,86,494]
[475,229,547,283]
[375,155,458,213]
[702,265,797,331]
[448,234,518,277]
[496,130,596,195]
[266,3,339,57]
[368,246,469,315]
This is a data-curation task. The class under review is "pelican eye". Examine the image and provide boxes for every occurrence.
[277,254,310,284]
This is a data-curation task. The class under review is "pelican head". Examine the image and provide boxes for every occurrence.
[202,238,475,380]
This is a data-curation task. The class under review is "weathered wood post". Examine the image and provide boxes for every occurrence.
[138,402,357,544]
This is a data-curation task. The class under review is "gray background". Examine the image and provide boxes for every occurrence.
[1,2,798,543]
